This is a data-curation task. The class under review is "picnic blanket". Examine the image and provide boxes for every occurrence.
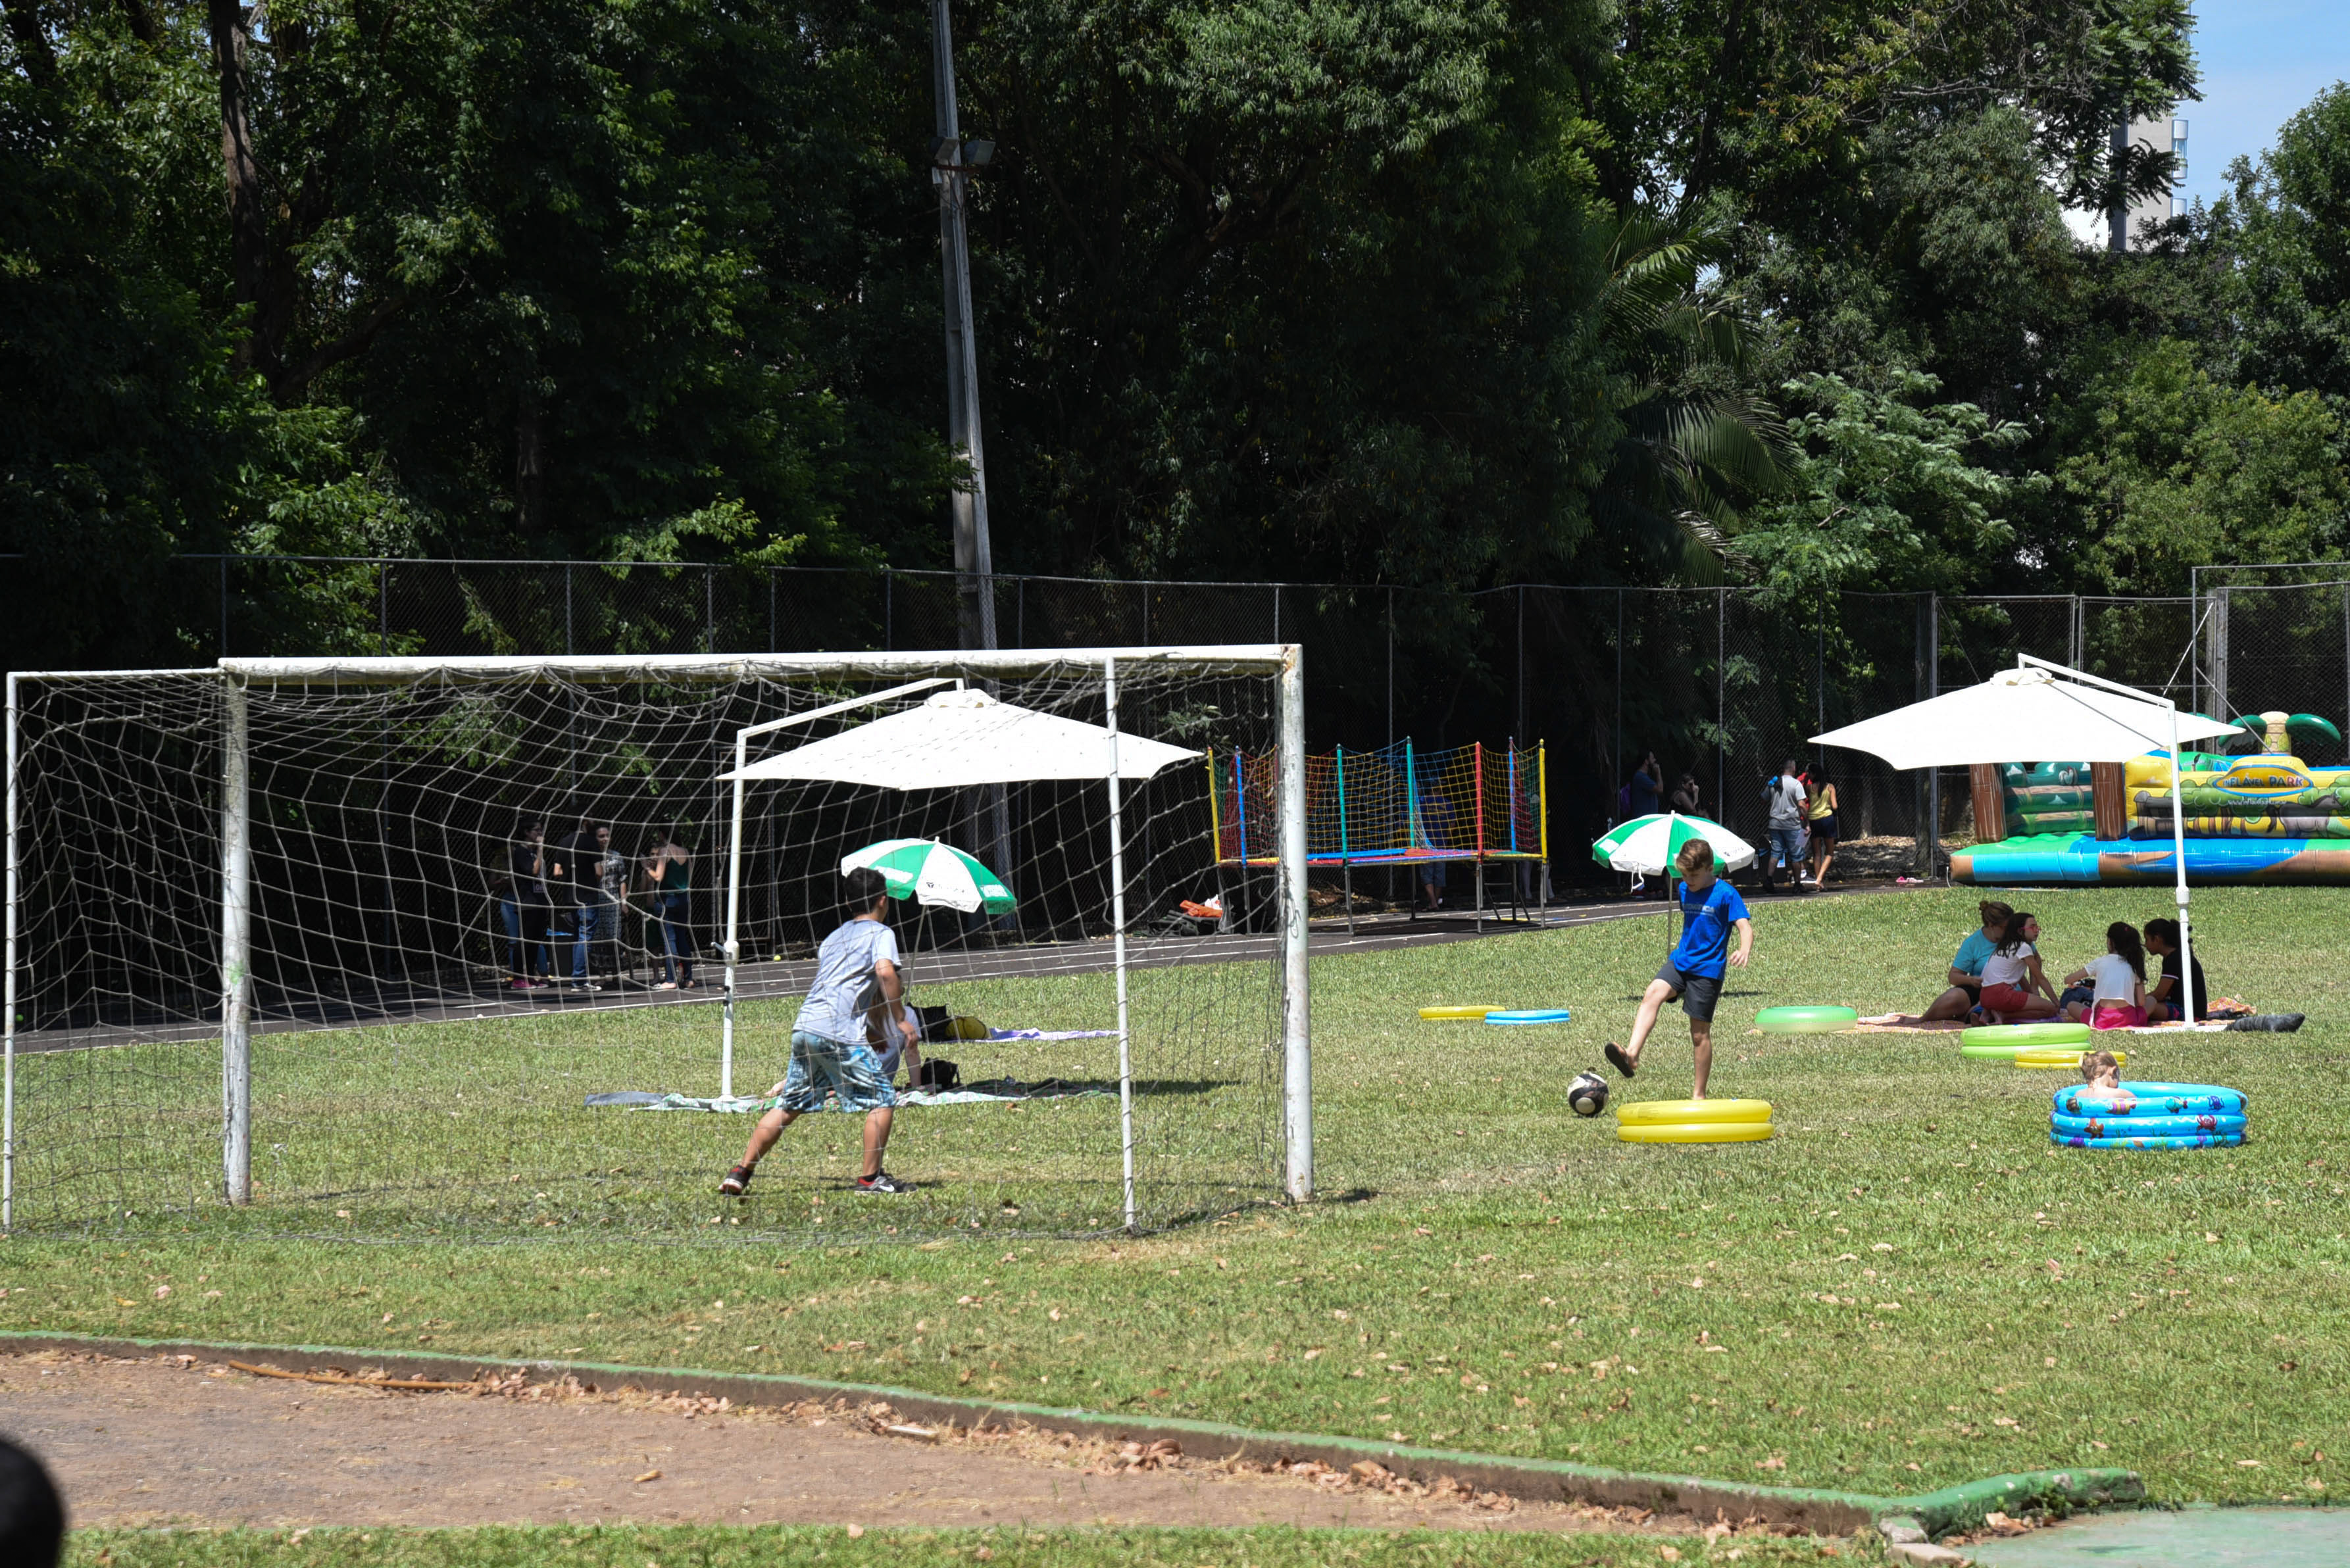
[586,1078,1115,1114]
[987,1027,1118,1041]
[1830,1012,2247,1037]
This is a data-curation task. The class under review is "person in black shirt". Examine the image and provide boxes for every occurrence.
[2142,916,2207,1022]
[566,820,623,986]
[557,816,608,991]
[506,820,554,989]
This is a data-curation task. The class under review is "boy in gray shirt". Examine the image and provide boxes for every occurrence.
[720,868,918,1196]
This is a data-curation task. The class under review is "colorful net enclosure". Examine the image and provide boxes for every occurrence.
[1209,740,1545,867]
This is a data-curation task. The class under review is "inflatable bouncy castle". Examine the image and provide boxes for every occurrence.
[1952,710,2350,885]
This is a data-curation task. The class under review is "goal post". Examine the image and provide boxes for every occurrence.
[5,646,1309,1241]
[222,670,253,1207]
[1278,646,1311,1202]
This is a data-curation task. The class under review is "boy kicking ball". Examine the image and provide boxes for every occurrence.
[1604,837,1753,1099]
[719,867,916,1196]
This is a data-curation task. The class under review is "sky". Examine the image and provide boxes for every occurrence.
[2179,0,2350,207]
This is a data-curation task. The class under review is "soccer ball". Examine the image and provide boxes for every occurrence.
[1568,1071,1610,1118]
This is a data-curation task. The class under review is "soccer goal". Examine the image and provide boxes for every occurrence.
[2,647,1307,1241]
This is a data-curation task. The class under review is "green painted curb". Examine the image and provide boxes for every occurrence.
[1897,1469,2147,1535]
[0,1331,2139,1537]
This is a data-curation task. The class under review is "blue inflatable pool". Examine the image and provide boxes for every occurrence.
[2053,1083,2246,1118]
[2052,1131,2245,1150]
[2051,1112,2247,1138]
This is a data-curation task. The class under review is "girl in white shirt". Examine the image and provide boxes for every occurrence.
[1977,910,2060,1022]
[2061,922,2147,1029]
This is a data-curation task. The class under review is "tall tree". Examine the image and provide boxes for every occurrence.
[953,0,1627,586]
[1593,0,2195,223]
[2221,84,2350,411]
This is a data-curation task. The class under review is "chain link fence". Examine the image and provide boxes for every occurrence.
[22,554,2350,884]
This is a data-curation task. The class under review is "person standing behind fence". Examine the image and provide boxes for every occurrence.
[645,827,697,990]
[505,820,554,989]
[566,819,620,989]
[1418,790,1455,912]
[1629,752,1662,818]
[1670,772,1701,815]
[1804,765,1839,887]
[1761,760,1808,894]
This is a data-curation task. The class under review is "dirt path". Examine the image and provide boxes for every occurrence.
[0,1352,1738,1536]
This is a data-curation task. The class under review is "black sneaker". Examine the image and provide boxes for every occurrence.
[855,1170,914,1194]
[718,1164,753,1196]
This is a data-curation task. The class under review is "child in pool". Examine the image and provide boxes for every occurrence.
[2078,1050,2123,1095]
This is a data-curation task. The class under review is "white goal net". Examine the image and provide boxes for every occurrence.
[3,648,1307,1242]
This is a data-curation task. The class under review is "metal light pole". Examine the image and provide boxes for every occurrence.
[930,0,1013,937]
[931,0,996,652]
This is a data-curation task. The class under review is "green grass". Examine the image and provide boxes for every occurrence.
[8,887,2347,1509]
[61,1525,1860,1567]
[11,960,1273,1237]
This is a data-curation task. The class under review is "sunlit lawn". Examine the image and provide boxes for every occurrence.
[8,886,2345,1506]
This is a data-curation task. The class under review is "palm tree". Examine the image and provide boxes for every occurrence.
[1589,212,1791,582]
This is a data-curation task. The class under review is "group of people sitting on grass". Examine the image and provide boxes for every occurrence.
[1922,898,2207,1028]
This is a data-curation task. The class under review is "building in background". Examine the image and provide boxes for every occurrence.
[2062,114,2187,251]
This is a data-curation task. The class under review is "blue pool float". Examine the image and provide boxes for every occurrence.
[1487,1008,1572,1025]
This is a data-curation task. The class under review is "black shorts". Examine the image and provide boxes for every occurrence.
[1809,815,1838,841]
[1656,961,1722,1021]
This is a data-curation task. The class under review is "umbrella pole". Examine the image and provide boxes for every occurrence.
[2170,702,2195,1022]
[1105,655,1137,1234]
[722,733,747,1100]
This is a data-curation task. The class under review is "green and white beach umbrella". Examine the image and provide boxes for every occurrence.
[841,837,1017,914]
[1589,812,1755,877]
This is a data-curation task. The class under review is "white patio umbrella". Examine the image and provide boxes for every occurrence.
[1811,656,2238,1021]
[722,687,1198,787]
[715,675,1203,1233]
[1807,662,2238,770]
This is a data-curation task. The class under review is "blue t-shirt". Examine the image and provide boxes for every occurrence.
[793,917,900,1044]
[1951,930,1998,979]
[1629,770,1661,817]
[1670,879,1750,979]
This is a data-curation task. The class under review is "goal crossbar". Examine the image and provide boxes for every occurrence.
[213,647,1294,684]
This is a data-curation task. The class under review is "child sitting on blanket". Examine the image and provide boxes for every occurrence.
[2061,922,2148,1029]
[1976,910,2060,1023]
[2143,918,2209,1023]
